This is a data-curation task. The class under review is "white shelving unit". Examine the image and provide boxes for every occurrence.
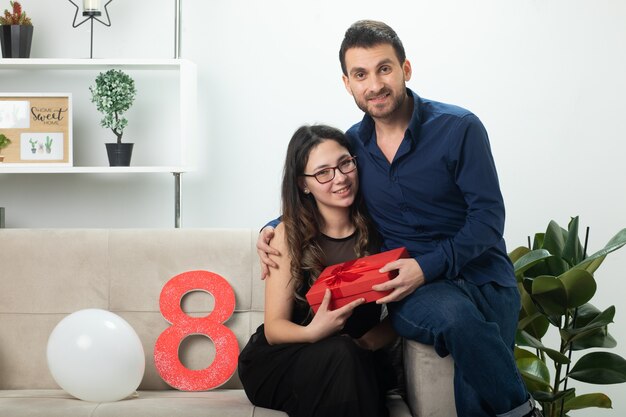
[0,58,197,227]
[0,166,188,173]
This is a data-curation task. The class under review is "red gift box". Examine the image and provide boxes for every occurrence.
[305,247,409,312]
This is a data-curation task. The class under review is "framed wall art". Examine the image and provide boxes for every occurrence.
[0,93,72,166]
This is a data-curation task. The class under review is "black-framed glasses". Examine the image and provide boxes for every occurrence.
[301,157,358,184]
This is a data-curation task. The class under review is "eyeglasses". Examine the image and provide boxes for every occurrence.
[302,157,358,184]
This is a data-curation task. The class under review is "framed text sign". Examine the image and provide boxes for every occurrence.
[0,93,72,166]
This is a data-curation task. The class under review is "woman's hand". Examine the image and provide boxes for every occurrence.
[305,289,365,342]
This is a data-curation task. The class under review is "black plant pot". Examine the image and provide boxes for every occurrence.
[105,143,134,167]
[0,25,34,58]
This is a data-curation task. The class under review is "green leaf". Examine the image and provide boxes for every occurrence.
[568,352,626,384]
[578,255,605,275]
[569,305,617,350]
[571,329,617,351]
[575,228,626,272]
[542,220,570,275]
[516,330,570,364]
[518,287,550,339]
[532,233,545,250]
[525,258,552,278]
[513,249,553,278]
[564,393,612,411]
[577,305,615,331]
[515,348,552,392]
[533,387,575,403]
[509,246,530,264]
[558,268,596,308]
[562,216,584,267]
[532,275,568,316]
[514,347,538,360]
[518,311,545,331]
[561,306,615,343]
[518,360,552,392]
[573,303,602,325]
[544,221,566,256]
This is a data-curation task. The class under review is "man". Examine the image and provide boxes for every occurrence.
[258,20,541,417]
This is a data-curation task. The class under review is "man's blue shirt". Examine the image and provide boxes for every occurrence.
[346,89,516,287]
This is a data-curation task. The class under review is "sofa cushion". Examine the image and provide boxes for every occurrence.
[0,389,287,417]
[0,390,412,417]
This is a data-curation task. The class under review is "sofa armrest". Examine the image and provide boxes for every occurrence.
[403,339,456,417]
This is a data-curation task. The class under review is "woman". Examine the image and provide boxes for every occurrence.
[238,125,396,417]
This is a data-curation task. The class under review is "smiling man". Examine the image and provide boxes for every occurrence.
[338,20,540,417]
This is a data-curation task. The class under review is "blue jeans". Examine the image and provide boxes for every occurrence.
[388,279,530,417]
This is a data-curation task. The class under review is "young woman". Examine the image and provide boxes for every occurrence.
[238,124,396,417]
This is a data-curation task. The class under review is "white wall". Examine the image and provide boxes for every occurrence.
[1,1,625,415]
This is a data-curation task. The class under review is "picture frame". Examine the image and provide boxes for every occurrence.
[0,93,72,166]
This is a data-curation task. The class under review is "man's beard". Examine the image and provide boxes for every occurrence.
[354,87,405,119]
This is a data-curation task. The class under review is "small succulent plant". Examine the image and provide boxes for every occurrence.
[0,1,32,26]
[0,133,11,152]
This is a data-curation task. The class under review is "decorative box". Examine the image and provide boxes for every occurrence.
[306,247,409,312]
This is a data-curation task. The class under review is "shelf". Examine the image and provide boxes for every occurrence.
[0,58,197,228]
[1,58,197,170]
[0,58,193,71]
[0,166,189,174]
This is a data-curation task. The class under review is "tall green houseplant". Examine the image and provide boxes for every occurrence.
[510,216,626,416]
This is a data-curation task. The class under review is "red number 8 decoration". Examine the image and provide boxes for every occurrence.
[155,270,239,391]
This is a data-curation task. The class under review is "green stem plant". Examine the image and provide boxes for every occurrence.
[510,216,626,416]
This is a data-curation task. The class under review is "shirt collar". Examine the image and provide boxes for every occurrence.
[356,88,422,146]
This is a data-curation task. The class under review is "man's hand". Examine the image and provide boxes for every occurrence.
[257,226,280,279]
[372,258,425,303]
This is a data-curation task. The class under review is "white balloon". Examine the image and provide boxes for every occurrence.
[47,309,145,402]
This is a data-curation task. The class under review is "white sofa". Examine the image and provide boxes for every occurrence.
[0,229,456,417]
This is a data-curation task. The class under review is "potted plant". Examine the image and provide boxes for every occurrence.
[0,133,11,162]
[89,69,137,166]
[510,216,626,416]
[0,1,33,58]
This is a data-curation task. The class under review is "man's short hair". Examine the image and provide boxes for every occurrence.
[339,20,406,76]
